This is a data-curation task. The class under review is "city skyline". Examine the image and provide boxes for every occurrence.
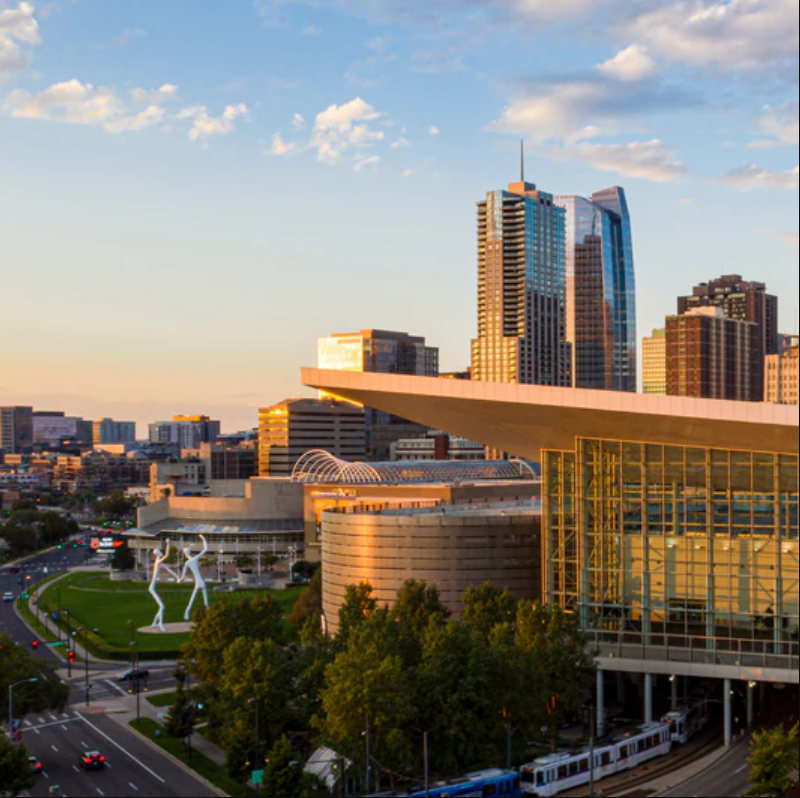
[1,0,798,432]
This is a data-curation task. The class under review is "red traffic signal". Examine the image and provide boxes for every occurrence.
[31,640,39,649]
[68,650,76,663]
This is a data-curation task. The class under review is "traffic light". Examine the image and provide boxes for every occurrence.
[68,650,76,664]
[56,544,63,550]
[31,640,39,649]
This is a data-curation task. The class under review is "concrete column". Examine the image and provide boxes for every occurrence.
[747,682,755,729]
[645,674,654,723]
[597,671,606,738]
[671,677,679,711]
[724,679,733,747]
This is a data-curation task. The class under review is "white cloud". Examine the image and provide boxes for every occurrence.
[428,125,439,136]
[391,137,410,149]
[179,103,249,141]
[626,0,799,75]
[552,139,689,182]
[269,132,298,156]
[597,45,658,82]
[783,232,800,246]
[292,112,306,130]
[311,97,384,164]
[302,24,322,34]
[0,1,40,81]
[401,168,415,178]
[354,154,380,171]
[754,101,799,146]
[717,164,800,191]
[3,78,247,141]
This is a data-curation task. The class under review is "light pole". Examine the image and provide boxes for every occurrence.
[65,610,72,677]
[248,697,260,797]
[127,620,136,671]
[54,587,61,643]
[218,549,224,582]
[7,679,39,743]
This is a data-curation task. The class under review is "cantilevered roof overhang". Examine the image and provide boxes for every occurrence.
[302,368,799,460]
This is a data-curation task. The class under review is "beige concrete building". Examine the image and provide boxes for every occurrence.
[765,345,798,406]
[642,328,667,395]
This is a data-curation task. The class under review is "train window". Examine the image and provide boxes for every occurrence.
[513,777,520,791]
[558,765,568,780]
[619,745,629,760]
[482,783,496,796]
[536,771,546,787]
[602,752,613,767]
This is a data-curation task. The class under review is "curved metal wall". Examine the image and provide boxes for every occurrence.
[321,509,541,634]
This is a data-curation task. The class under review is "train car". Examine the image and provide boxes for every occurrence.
[371,768,522,797]
[661,700,710,744]
[519,723,672,797]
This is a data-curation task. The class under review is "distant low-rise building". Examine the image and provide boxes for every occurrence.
[33,413,93,446]
[93,418,137,445]
[391,432,487,462]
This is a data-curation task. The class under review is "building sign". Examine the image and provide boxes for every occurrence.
[91,536,125,551]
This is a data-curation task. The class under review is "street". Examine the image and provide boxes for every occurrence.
[2,544,219,798]
[660,740,751,798]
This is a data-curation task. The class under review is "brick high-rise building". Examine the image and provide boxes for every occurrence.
[678,275,778,397]
[765,345,799,406]
[666,308,760,402]
[642,328,667,395]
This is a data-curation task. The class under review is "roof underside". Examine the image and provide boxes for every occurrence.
[302,369,799,459]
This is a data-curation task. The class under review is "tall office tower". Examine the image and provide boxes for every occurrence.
[173,415,221,444]
[318,330,439,460]
[666,308,760,401]
[556,187,637,392]
[93,418,137,444]
[0,406,34,454]
[33,412,93,445]
[471,179,571,387]
[678,275,779,397]
[149,420,203,450]
[642,328,667,395]
[765,344,799,405]
[258,398,366,477]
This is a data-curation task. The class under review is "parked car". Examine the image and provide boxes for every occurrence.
[117,667,151,683]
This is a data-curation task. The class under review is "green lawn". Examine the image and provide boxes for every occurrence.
[130,717,249,797]
[36,573,305,661]
[147,691,177,708]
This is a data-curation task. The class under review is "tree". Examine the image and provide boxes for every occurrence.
[288,570,323,629]
[461,582,518,646]
[234,552,256,570]
[0,525,37,558]
[262,736,318,797]
[98,490,135,521]
[336,582,378,645]
[165,670,193,742]
[0,734,35,798]
[745,724,799,798]
[292,560,320,582]
[110,542,136,572]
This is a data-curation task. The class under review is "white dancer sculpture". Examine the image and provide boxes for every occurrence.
[179,534,210,622]
[149,540,178,633]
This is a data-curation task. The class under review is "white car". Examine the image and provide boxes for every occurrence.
[3,592,14,603]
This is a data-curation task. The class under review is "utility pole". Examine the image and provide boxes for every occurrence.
[507,723,512,770]
[424,732,430,797]
[589,705,595,798]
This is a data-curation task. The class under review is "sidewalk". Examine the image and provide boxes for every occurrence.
[106,688,227,768]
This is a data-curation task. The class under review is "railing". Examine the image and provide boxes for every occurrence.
[591,630,800,675]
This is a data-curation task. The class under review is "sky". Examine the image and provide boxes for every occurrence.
[0,0,798,434]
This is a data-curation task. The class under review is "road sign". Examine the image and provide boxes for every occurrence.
[49,641,64,648]
[251,770,265,786]
[20,592,29,600]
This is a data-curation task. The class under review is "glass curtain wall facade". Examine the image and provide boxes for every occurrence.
[545,438,799,666]
[556,189,637,392]
[472,183,571,387]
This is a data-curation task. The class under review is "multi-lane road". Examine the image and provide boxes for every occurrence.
[2,544,220,798]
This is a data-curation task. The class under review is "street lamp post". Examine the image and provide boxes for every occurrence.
[76,627,90,707]
[7,679,39,744]
[249,698,260,797]
[65,610,72,677]
[54,587,61,643]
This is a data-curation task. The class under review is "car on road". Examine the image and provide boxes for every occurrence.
[29,756,43,774]
[2,592,14,603]
[117,667,151,683]
[79,751,106,770]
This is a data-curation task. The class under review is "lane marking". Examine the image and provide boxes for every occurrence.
[73,765,80,773]
[735,764,749,774]
[104,679,129,697]
[21,718,82,734]
[51,745,59,752]
[62,725,69,731]
[130,783,139,791]
[38,717,46,723]
[97,790,105,796]
[75,712,166,784]
[24,720,32,727]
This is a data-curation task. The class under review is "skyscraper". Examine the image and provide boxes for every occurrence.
[318,329,439,460]
[765,344,798,406]
[666,308,760,402]
[93,418,137,444]
[0,406,34,454]
[678,275,779,397]
[642,328,667,395]
[556,187,637,392]
[471,179,570,387]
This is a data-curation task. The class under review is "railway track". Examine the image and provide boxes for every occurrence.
[561,728,724,797]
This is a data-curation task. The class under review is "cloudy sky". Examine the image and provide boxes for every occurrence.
[1,0,798,433]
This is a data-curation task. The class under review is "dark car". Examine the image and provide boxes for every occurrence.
[79,751,106,770]
[117,667,151,683]
[29,756,43,774]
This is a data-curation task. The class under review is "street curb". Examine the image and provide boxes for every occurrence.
[123,720,230,798]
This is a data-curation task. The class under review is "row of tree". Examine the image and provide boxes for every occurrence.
[176,578,595,795]
[0,509,80,558]
[746,723,799,798]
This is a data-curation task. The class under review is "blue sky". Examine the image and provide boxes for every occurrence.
[1,0,798,433]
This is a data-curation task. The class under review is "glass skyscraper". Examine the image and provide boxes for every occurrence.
[472,180,571,387]
[556,187,637,392]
